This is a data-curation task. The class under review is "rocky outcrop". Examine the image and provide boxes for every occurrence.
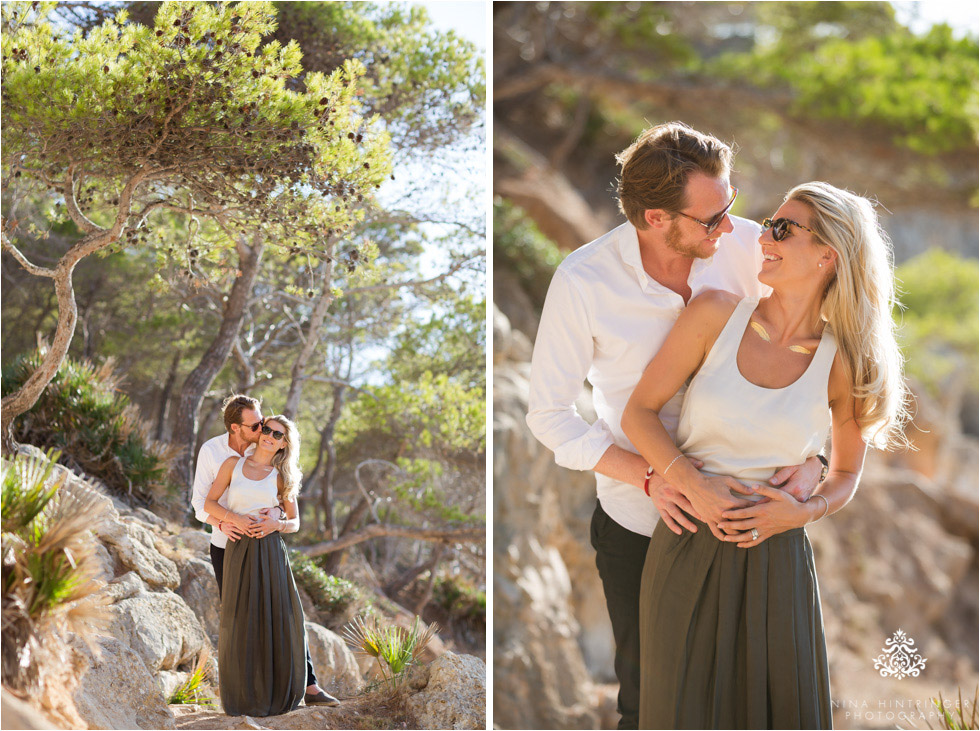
[493,311,607,730]
[405,652,487,730]
[10,446,479,730]
[304,623,361,698]
[70,635,177,730]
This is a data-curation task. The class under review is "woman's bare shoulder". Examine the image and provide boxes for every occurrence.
[684,289,741,326]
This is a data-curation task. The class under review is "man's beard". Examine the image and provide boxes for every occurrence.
[665,220,713,260]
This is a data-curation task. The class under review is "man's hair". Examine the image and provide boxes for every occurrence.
[615,121,733,230]
[221,394,261,432]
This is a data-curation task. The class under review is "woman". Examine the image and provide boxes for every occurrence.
[622,182,907,729]
[204,415,308,717]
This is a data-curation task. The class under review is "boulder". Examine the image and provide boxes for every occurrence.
[304,622,362,698]
[176,557,221,646]
[1,688,56,730]
[405,652,487,730]
[96,516,181,590]
[106,586,212,672]
[71,635,177,730]
[102,570,146,603]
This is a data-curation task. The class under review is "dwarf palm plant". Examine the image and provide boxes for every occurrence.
[168,646,216,706]
[1,450,111,691]
[342,614,439,693]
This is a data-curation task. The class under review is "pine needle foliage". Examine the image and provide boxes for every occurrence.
[1,449,111,692]
[1,349,180,505]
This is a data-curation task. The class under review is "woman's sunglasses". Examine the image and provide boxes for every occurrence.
[260,424,285,440]
[762,217,816,242]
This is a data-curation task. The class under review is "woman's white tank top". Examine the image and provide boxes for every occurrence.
[675,297,837,492]
[226,457,280,516]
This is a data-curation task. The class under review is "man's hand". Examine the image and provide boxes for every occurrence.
[768,456,822,502]
[648,457,705,535]
[218,520,246,542]
[248,513,281,539]
[683,475,756,541]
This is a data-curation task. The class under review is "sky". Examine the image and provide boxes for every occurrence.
[891,0,980,36]
[418,1,487,49]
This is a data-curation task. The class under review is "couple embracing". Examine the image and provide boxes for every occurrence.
[190,395,340,717]
[527,122,907,729]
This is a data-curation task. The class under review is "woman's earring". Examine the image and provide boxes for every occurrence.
[818,263,823,268]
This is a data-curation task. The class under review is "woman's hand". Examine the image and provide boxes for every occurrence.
[717,485,811,547]
[683,474,756,541]
[226,511,258,534]
[248,513,282,538]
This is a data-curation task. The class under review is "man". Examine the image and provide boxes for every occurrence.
[525,122,822,729]
[190,393,340,707]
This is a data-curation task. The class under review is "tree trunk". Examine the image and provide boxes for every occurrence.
[319,383,346,538]
[321,496,369,574]
[282,257,335,420]
[412,544,446,617]
[154,349,182,441]
[171,238,264,493]
[297,523,485,557]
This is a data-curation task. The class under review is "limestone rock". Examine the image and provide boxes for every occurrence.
[405,652,487,730]
[101,570,145,603]
[177,557,221,646]
[304,622,362,698]
[1,688,56,730]
[71,635,177,730]
[106,585,211,672]
[97,516,181,590]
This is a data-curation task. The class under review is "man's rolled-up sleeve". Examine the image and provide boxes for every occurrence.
[526,268,614,471]
[190,445,215,525]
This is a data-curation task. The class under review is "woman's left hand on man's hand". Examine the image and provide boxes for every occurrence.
[716,485,809,548]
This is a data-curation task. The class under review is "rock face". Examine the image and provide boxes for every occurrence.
[493,299,980,730]
[70,635,177,730]
[106,584,212,672]
[96,516,181,590]
[304,622,362,698]
[406,652,487,730]
[493,312,608,730]
[176,556,222,646]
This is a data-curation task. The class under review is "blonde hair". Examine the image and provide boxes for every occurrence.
[264,414,303,503]
[616,121,732,229]
[786,182,909,449]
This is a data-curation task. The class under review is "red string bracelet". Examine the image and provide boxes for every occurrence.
[643,466,655,496]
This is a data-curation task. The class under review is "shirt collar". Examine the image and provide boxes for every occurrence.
[617,222,717,290]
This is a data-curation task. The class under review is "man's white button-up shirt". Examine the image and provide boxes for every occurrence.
[190,434,255,549]
[526,216,768,537]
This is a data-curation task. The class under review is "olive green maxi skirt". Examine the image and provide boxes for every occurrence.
[218,534,307,717]
[639,520,832,729]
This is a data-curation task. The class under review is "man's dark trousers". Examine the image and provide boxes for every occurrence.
[210,543,318,688]
[590,501,652,731]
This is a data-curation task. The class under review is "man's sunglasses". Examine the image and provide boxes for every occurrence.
[260,424,285,441]
[673,186,738,236]
[242,420,262,432]
[762,217,816,242]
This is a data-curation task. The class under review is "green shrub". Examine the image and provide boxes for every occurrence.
[1,350,180,505]
[493,197,563,312]
[893,249,979,398]
[289,550,364,622]
[433,575,485,625]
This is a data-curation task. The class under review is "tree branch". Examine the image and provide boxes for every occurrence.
[297,523,486,556]
[1,231,56,278]
[63,165,104,235]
